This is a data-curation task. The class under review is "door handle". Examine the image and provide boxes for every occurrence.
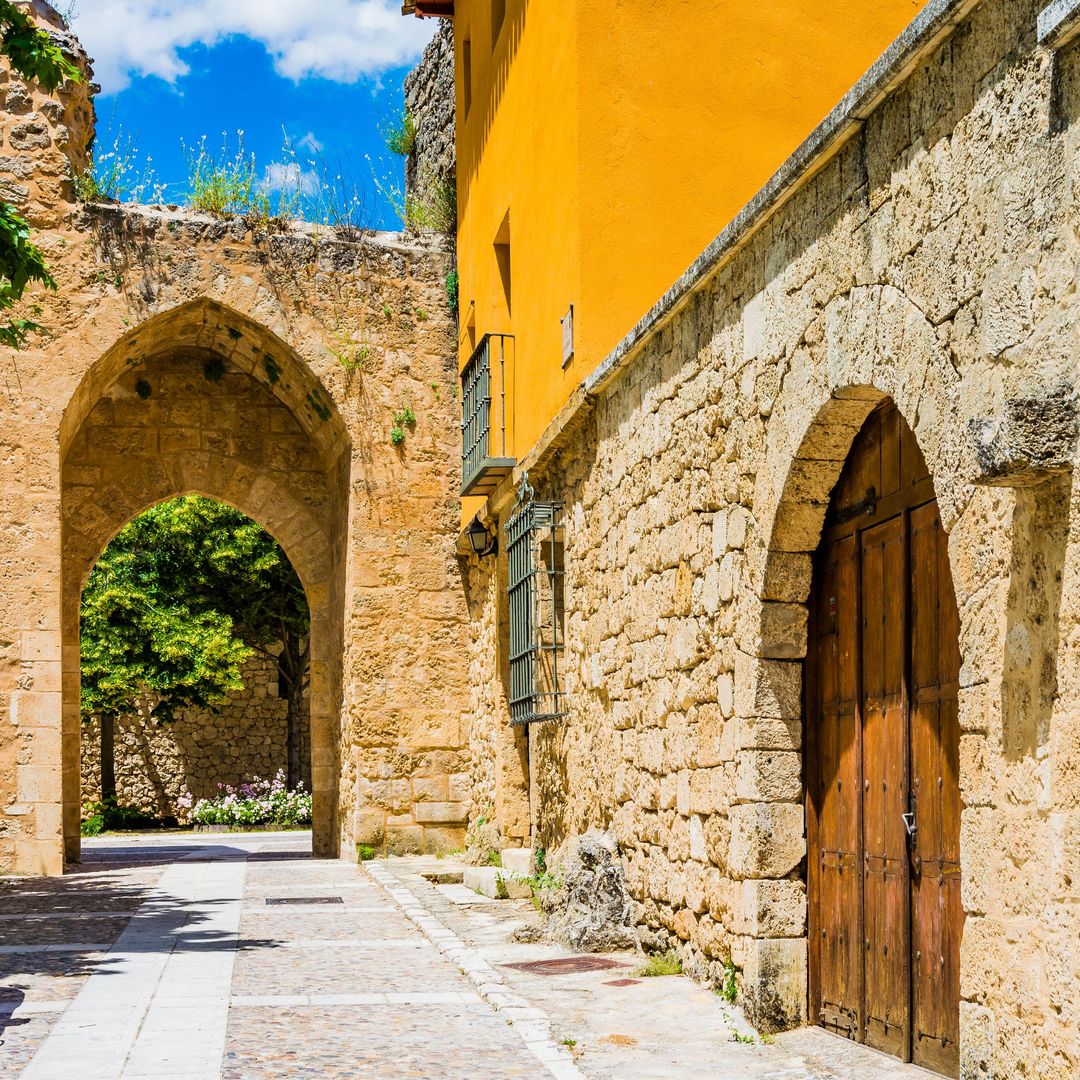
[902,811,917,840]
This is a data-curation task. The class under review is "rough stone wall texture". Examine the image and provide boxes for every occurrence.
[0,9,470,874]
[404,20,455,201]
[462,554,529,847]
[468,2,1080,1076]
[80,651,312,818]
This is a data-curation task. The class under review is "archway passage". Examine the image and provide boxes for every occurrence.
[806,399,961,1077]
[61,301,350,863]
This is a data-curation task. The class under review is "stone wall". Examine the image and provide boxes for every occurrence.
[0,6,471,873]
[404,20,455,201]
[80,651,312,819]
[467,2,1080,1076]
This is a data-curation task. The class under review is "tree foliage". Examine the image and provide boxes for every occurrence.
[0,1,82,347]
[81,497,311,787]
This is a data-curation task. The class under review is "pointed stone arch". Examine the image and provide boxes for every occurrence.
[60,299,351,861]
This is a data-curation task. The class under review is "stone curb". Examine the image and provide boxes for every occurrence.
[365,862,583,1080]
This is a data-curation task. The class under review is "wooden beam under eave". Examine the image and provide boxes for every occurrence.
[402,0,454,17]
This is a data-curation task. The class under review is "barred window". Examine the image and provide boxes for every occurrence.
[506,485,566,725]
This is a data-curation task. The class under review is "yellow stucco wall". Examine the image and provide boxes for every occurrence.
[452,0,923,517]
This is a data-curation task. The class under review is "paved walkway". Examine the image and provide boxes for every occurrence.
[2,833,572,1079]
[0,833,934,1078]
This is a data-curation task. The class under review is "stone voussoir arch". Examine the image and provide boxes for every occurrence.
[750,283,974,648]
[59,297,350,862]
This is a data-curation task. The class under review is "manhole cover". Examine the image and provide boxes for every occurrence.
[604,978,641,987]
[265,896,344,906]
[504,956,627,976]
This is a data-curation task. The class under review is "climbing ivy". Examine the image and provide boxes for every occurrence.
[0,2,82,348]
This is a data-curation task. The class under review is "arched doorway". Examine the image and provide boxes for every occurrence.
[806,399,961,1077]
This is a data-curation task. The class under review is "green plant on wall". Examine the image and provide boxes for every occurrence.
[384,111,418,157]
[445,268,458,314]
[390,404,417,447]
[0,1,82,348]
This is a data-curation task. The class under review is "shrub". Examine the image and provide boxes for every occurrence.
[80,798,159,835]
[191,770,312,827]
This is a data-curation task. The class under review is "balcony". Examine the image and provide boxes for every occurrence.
[461,334,515,498]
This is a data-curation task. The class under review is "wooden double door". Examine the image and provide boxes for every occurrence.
[807,402,961,1077]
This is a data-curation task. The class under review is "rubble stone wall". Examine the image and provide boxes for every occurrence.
[468,2,1080,1075]
[80,651,312,818]
[404,20,456,200]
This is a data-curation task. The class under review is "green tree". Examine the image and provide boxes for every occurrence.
[81,497,311,800]
[0,2,82,347]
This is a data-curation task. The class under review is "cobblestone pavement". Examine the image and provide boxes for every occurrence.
[2,834,934,1079]
[2,833,574,1079]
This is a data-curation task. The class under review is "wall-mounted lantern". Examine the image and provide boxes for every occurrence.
[466,516,498,558]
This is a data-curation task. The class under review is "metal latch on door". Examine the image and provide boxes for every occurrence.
[902,808,917,840]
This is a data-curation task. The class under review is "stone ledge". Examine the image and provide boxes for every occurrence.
[1039,0,1080,47]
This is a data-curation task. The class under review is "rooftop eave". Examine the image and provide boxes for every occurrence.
[401,0,454,17]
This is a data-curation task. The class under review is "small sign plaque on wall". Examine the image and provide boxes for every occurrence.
[561,304,574,368]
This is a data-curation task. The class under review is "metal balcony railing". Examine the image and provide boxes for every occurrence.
[461,333,515,498]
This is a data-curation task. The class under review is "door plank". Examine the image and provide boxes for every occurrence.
[909,502,961,1077]
[860,515,910,1060]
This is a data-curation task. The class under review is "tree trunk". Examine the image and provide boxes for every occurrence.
[286,678,304,791]
[278,631,309,791]
[100,713,116,803]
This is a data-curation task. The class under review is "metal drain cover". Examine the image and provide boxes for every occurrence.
[504,956,627,976]
[265,896,344,906]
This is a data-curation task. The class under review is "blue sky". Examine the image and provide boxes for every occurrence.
[69,2,437,229]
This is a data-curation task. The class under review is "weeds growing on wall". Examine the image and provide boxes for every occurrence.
[445,267,459,314]
[719,958,739,1003]
[367,154,457,236]
[183,132,272,219]
[384,111,418,157]
[73,125,163,204]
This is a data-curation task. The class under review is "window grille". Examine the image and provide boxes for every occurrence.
[506,479,566,725]
[460,333,514,497]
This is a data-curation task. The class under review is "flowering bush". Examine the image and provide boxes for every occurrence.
[191,771,312,828]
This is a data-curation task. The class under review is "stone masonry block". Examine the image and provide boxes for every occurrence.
[413,800,468,825]
[734,751,802,803]
[728,803,805,879]
[733,879,806,938]
[741,936,807,1032]
[734,652,802,720]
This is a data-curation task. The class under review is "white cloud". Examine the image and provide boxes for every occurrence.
[71,1,436,95]
[298,131,324,154]
[262,161,320,197]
